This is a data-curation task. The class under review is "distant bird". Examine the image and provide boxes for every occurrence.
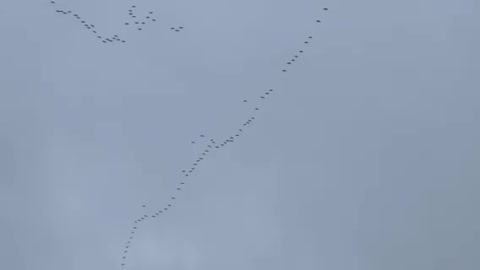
[282,69,287,72]
[243,100,247,102]
[142,205,145,207]
[323,7,328,10]
[316,20,321,23]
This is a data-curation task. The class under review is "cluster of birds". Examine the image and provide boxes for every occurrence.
[123,6,157,31]
[119,7,329,267]
[48,1,184,44]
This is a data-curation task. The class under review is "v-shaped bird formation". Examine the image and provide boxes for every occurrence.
[48,1,184,44]
[116,7,330,267]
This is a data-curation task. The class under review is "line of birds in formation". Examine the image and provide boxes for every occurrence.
[119,7,329,267]
[48,1,184,44]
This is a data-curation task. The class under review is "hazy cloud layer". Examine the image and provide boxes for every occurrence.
[1,0,479,269]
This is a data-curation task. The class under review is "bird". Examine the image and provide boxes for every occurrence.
[323,7,328,10]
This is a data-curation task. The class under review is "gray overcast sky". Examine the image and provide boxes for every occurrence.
[1,0,479,269]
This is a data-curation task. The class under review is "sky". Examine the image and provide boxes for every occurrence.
[0,0,479,269]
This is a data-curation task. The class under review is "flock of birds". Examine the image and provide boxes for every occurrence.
[48,1,328,266]
[117,7,329,267]
[49,1,184,44]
